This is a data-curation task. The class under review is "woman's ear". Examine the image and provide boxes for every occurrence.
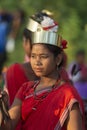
[56,53,63,66]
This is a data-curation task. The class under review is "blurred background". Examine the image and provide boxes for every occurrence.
[0,0,87,67]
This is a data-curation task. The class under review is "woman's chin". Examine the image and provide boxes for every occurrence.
[34,71,43,77]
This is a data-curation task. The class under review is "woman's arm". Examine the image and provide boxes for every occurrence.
[66,103,83,130]
[0,98,22,130]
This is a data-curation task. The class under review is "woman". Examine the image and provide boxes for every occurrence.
[0,12,85,130]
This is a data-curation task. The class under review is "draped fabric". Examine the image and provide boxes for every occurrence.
[6,63,29,106]
[16,81,85,130]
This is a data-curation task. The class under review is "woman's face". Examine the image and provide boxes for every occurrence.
[30,44,57,77]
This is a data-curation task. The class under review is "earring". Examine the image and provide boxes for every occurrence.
[57,63,59,66]
[56,63,59,70]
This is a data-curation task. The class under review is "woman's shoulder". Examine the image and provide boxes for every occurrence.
[60,82,84,117]
[60,82,81,100]
[15,81,36,100]
[56,82,83,111]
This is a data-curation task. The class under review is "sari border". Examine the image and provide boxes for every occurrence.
[54,98,82,130]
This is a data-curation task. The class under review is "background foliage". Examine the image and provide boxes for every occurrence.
[0,0,87,66]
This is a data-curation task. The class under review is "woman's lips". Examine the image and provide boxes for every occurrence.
[34,68,43,72]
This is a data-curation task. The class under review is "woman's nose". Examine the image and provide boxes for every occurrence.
[35,57,42,66]
[35,61,42,66]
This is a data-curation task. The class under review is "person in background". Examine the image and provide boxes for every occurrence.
[68,49,87,82]
[23,28,32,62]
[6,9,25,53]
[0,10,13,89]
[0,11,85,130]
[0,9,25,90]
[4,26,38,130]
[68,49,87,129]
[68,49,87,99]
[5,25,37,107]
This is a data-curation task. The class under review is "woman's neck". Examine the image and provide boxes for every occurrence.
[36,71,59,91]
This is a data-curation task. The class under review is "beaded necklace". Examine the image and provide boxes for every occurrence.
[33,78,62,100]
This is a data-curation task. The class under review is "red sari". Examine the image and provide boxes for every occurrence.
[16,81,85,130]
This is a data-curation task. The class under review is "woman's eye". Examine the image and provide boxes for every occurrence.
[31,54,49,59]
[41,55,48,59]
[31,55,35,58]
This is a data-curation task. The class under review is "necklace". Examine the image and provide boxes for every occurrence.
[32,78,63,111]
[33,78,61,100]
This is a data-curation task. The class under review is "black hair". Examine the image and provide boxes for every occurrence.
[43,44,63,67]
[44,44,65,68]
[45,44,62,57]
[23,28,32,43]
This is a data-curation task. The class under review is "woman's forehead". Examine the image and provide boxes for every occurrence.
[32,44,48,51]
[31,44,54,56]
